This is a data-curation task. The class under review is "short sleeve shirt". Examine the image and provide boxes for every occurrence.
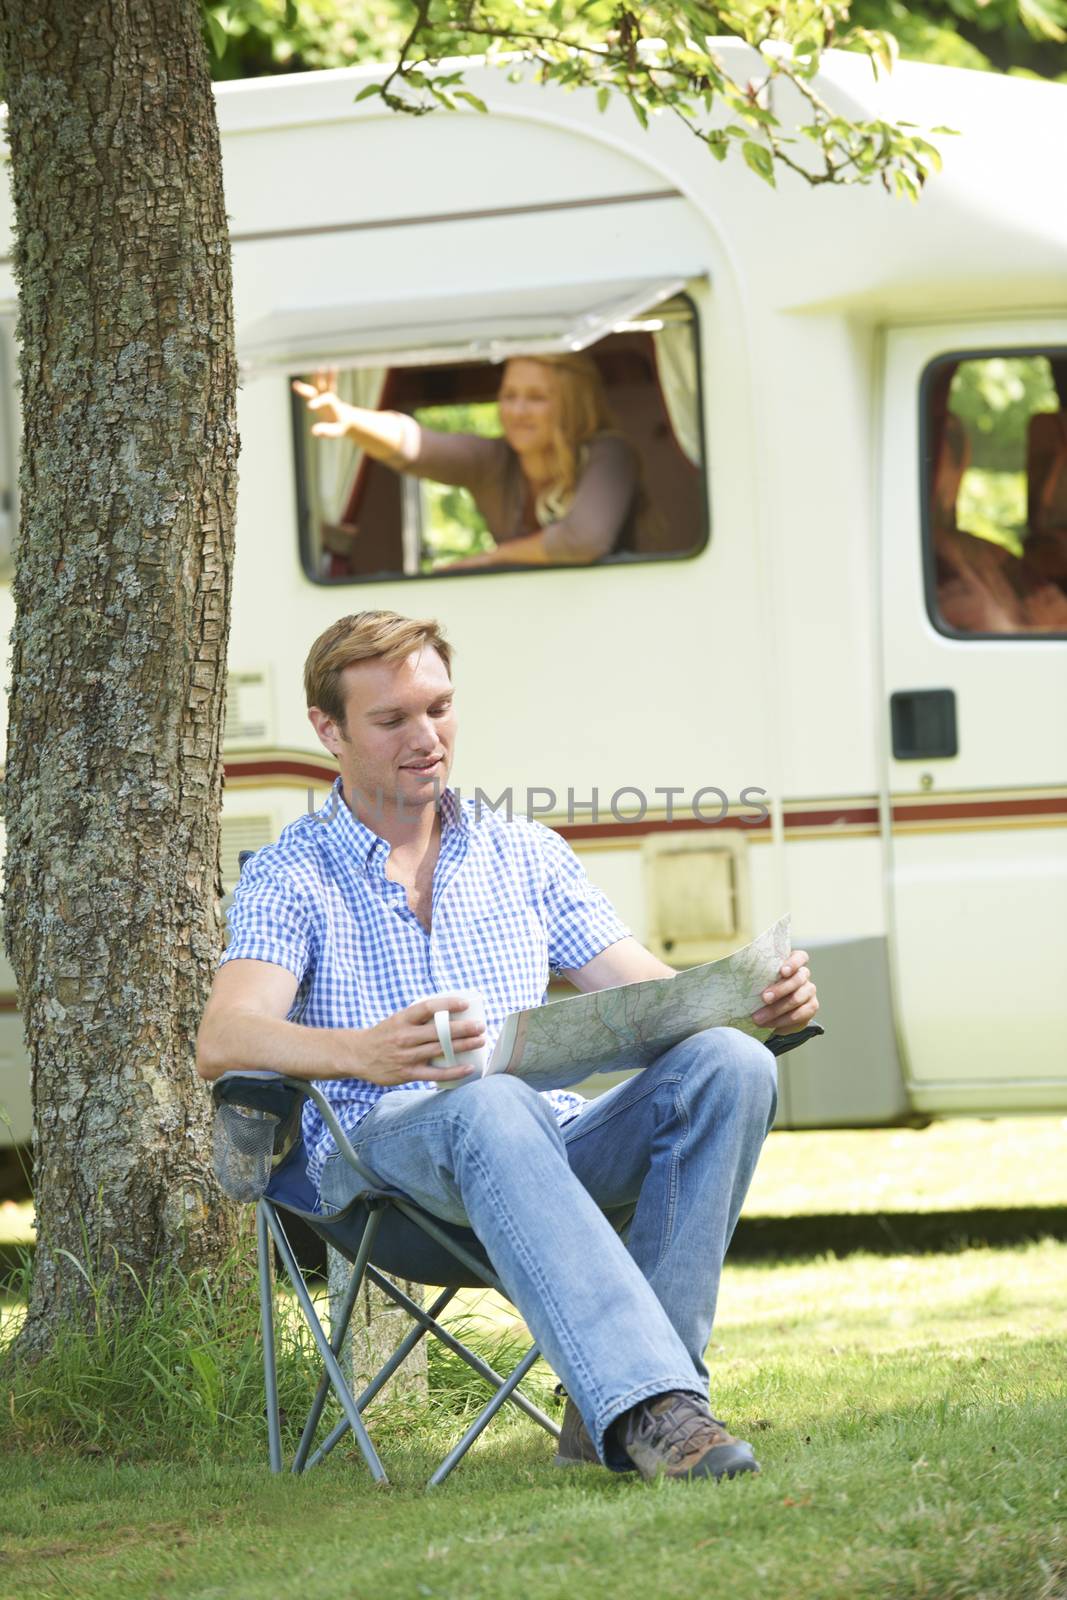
[219,782,630,1195]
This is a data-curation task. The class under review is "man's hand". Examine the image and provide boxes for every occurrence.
[750,951,819,1035]
[340,997,486,1086]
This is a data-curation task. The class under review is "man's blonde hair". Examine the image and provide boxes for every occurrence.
[304,611,453,726]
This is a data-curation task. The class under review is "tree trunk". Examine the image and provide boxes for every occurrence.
[0,0,239,1348]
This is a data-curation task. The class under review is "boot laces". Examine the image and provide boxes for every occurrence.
[633,1396,728,1461]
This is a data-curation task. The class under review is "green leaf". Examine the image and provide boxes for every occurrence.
[205,10,228,59]
[1018,0,1067,40]
[741,140,775,185]
[455,90,489,113]
[911,136,943,173]
[596,86,611,113]
[283,0,298,28]
[629,96,649,130]
[354,82,383,102]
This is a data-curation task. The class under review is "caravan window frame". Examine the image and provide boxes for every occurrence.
[291,292,710,587]
[919,344,1067,643]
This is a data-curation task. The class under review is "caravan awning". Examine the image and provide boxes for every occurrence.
[239,275,691,374]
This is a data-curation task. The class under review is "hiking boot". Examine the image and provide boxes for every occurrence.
[552,1398,600,1467]
[619,1392,759,1482]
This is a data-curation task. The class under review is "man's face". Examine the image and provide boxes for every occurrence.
[310,647,456,815]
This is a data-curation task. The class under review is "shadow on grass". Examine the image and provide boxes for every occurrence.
[730,1206,1067,1259]
[5,1207,1067,1290]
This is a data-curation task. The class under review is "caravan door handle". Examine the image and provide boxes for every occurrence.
[890,688,958,760]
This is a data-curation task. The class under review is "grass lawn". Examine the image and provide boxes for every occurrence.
[2,1120,1066,1600]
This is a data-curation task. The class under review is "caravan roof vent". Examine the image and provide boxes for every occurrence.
[239,275,693,374]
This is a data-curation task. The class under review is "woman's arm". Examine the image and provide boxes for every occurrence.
[439,529,555,570]
[541,434,638,563]
[292,378,501,488]
[292,379,415,469]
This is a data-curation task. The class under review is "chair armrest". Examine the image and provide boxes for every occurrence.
[212,1068,383,1196]
[275,1077,383,1192]
[211,1073,382,1194]
[765,1024,825,1058]
[213,1070,305,1121]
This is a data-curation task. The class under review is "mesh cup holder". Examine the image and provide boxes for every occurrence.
[212,1102,281,1203]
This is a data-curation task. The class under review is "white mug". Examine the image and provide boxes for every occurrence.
[422,989,489,1088]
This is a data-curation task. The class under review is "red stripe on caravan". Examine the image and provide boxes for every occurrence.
[890,796,1067,824]
[225,757,338,784]
[557,814,773,842]
[221,759,1067,833]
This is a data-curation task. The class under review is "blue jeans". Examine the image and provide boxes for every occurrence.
[319,1026,777,1467]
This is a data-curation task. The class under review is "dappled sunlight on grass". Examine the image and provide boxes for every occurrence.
[2,1232,1064,1599]
[715,1239,1067,1358]
[0,1292,26,1341]
[0,1198,33,1244]
[745,1118,1067,1216]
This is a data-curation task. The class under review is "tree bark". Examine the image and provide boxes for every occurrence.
[0,0,239,1347]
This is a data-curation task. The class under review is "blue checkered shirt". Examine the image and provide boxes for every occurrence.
[220,781,630,1196]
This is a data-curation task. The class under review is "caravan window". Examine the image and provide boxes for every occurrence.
[922,350,1067,637]
[292,302,707,582]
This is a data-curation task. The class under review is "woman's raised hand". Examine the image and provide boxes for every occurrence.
[291,372,412,469]
[291,369,352,438]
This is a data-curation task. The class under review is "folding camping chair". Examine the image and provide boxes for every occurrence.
[211,1070,570,1487]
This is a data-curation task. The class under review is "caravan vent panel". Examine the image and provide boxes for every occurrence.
[643,836,746,966]
[652,849,735,942]
[220,815,275,890]
[224,670,273,749]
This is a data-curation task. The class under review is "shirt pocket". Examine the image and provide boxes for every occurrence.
[461,905,550,1009]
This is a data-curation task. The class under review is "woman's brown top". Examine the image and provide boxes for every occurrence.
[398,420,643,562]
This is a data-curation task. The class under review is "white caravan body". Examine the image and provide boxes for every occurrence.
[1,47,1065,1146]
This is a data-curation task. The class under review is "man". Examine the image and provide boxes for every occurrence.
[196,610,819,1483]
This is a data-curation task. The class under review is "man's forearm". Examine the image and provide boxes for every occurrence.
[196,1007,353,1083]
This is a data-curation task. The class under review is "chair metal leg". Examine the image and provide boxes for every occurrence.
[428,1343,545,1488]
[367,1266,561,1438]
[303,1286,457,1472]
[258,1185,582,1485]
[257,1202,283,1475]
[264,1205,389,1484]
[291,1208,384,1474]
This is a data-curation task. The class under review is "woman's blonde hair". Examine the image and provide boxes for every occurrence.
[503,353,616,516]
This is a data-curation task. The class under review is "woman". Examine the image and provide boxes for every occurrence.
[292,354,647,571]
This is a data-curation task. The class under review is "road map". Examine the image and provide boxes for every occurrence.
[484,914,792,1092]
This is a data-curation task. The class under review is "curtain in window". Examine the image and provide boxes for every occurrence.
[311,368,388,522]
[653,325,701,467]
[301,368,388,576]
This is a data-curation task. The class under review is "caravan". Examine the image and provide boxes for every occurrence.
[1,46,1065,1147]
